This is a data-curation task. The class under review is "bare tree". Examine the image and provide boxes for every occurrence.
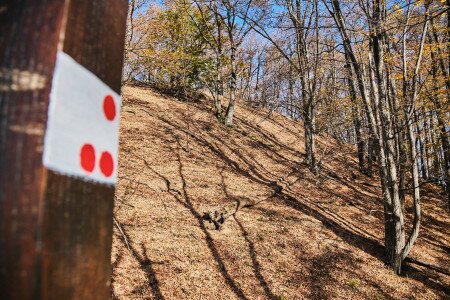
[325,0,434,274]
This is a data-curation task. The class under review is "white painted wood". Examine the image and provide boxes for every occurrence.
[43,51,121,185]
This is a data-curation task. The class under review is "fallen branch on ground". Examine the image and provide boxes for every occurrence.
[114,216,131,252]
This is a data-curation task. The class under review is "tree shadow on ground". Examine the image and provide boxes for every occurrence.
[217,167,278,299]
[167,111,450,296]
[277,185,449,296]
[141,142,251,300]
[115,223,165,300]
[121,98,450,298]
[234,217,279,300]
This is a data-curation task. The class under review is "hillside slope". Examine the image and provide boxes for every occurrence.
[112,86,449,300]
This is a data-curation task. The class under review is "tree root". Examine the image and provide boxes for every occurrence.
[202,181,283,230]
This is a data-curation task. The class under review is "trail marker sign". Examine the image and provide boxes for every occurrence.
[44,51,121,185]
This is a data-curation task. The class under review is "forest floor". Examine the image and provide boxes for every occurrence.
[112,85,449,300]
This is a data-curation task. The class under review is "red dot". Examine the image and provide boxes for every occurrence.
[99,151,114,177]
[80,144,95,173]
[103,95,116,121]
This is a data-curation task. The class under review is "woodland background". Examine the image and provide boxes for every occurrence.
[120,0,449,279]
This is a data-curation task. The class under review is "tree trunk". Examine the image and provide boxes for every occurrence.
[415,110,428,179]
[428,27,450,205]
[401,105,421,261]
[304,102,317,173]
[344,54,366,172]
[288,64,295,119]
[225,44,237,126]
[214,52,223,119]
[367,136,375,176]
[399,3,429,261]
[371,11,405,273]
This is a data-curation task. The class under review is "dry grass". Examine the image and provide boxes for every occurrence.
[112,85,450,300]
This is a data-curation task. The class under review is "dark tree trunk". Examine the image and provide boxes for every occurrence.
[225,44,237,126]
[304,102,317,173]
[428,27,450,206]
[344,55,366,172]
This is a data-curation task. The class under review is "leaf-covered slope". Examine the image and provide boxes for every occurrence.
[112,85,449,300]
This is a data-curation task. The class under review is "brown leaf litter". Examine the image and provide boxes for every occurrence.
[112,85,449,300]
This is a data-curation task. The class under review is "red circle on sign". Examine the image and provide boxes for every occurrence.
[103,95,116,121]
[100,151,114,177]
[80,144,96,173]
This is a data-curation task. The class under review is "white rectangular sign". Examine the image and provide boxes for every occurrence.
[43,51,121,185]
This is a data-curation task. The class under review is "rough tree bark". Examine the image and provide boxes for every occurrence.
[327,0,428,274]
[400,4,429,260]
[225,44,237,126]
[344,54,365,172]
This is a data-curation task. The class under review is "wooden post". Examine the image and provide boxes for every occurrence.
[0,1,128,299]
